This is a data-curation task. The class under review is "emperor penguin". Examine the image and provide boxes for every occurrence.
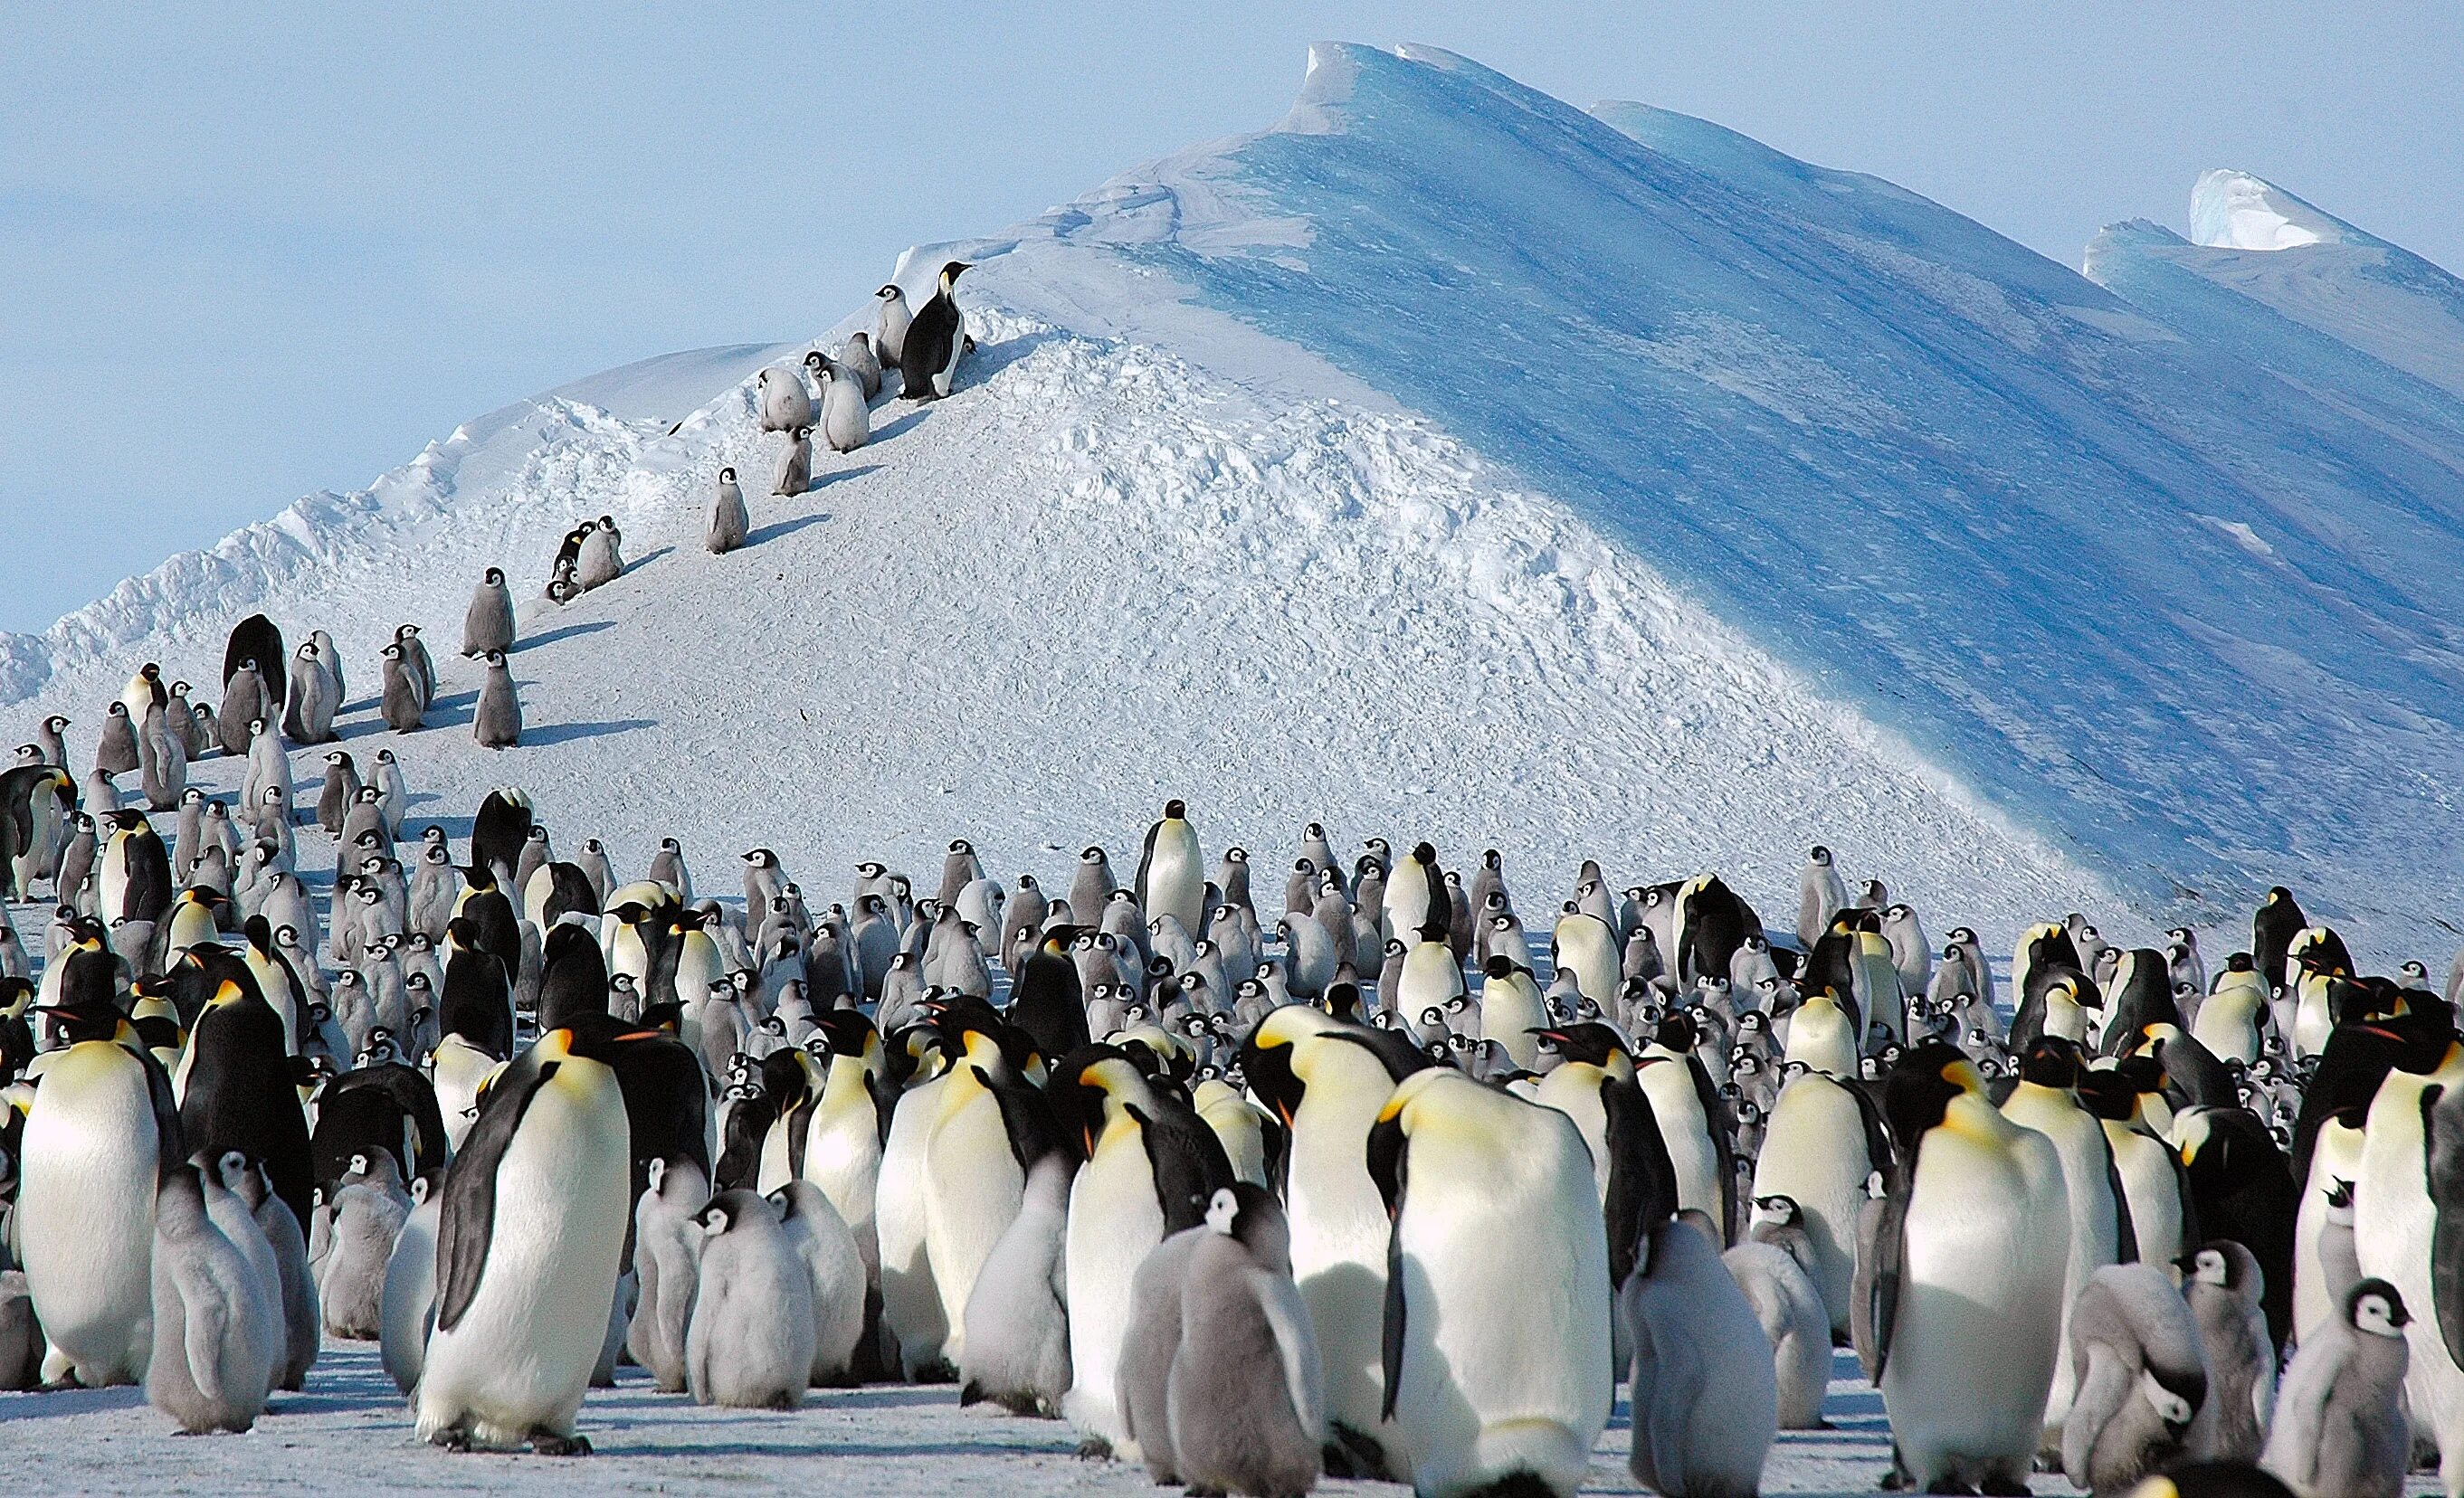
[801,1010,891,1285]
[756,362,814,432]
[1057,1044,1235,1455]
[322,1151,413,1339]
[1750,1048,1888,1337]
[145,1161,278,1432]
[771,1180,868,1387]
[812,352,870,453]
[381,643,428,733]
[1797,845,1847,951]
[1366,1067,1612,1498]
[1241,1005,1432,1478]
[2194,959,2270,1067]
[2263,1278,2414,1498]
[218,665,265,756]
[225,1153,319,1392]
[686,1188,816,1408]
[1723,1228,1833,1432]
[707,467,748,554]
[1641,1013,1738,1239]
[899,261,970,401]
[1862,1040,2071,1495]
[1623,1211,1779,1498]
[1135,799,1203,935]
[2250,886,2307,996]
[2348,1014,2464,1492]
[1529,1023,1679,1330]
[283,641,339,744]
[380,1170,443,1396]
[2002,1037,2132,1444]
[461,568,516,658]
[2181,1240,2274,1465]
[1551,908,1621,1010]
[2061,1261,2210,1495]
[472,651,521,750]
[576,515,623,589]
[2079,1061,2192,1276]
[416,1018,660,1453]
[772,425,812,498]
[627,1154,709,1392]
[1160,1184,1326,1498]
[876,1026,956,1378]
[96,699,140,775]
[840,330,885,398]
[956,1066,1079,1415]
[873,281,912,366]
[18,998,184,1387]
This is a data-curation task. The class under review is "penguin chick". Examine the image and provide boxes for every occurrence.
[380,1171,442,1397]
[1159,1184,1324,1498]
[2181,1240,2273,1465]
[770,1180,868,1388]
[813,356,870,453]
[2261,1279,2412,1498]
[461,567,515,658]
[628,1155,708,1393]
[773,426,812,498]
[2062,1262,2210,1498]
[472,651,521,750]
[1723,1237,1833,1431]
[1625,1212,1777,1498]
[707,466,748,555]
[685,1188,814,1409]
[959,1135,1075,1417]
[147,1163,279,1433]
[323,1152,413,1340]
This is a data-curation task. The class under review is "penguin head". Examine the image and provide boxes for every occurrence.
[1162,799,1187,821]
[1881,1039,1984,1154]
[2181,1239,2259,1295]
[2014,1036,2084,1089]
[543,1013,663,1067]
[1204,1181,1290,1261]
[483,566,505,585]
[1809,845,1831,866]
[697,1189,771,1238]
[875,283,900,301]
[938,261,971,289]
[2350,1279,2412,1338]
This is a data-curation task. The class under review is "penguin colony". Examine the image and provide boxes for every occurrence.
[1,296,2460,1498]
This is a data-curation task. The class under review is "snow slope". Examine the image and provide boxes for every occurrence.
[5,43,2462,962]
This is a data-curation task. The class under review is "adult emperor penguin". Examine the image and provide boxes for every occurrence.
[2349,1013,2464,1493]
[1242,1005,1432,1478]
[0,763,73,900]
[2003,1038,2133,1446]
[1134,799,1203,936]
[18,997,186,1386]
[1625,1212,1780,1498]
[176,953,315,1230]
[876,1024,956,1378]
[899,261,970,401]
[1368,1066,1613,1498]
[97,808,173,927]
[416,1017,661,1453]
[462,568,516,658]
[1056,1043,1234,1456]
[2079,1061,2193,1280]
[707,466,748,554]
[1861,1040,2071,1495]
[1530,1023,1679,1310]
[1641,1012,1738,1239]
[919,1006,1042,1367]
[1750,1043,1889,1337]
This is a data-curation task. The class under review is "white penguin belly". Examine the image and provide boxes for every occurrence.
[1752,1075,1870,1332]
[2292,1121,2365,1346]
[19,1045,158,1383]
[1640,1063,1722,1222]
[416,1073,627,1446]
[804,1099,882,1275]
[1061,1136,1165,1448]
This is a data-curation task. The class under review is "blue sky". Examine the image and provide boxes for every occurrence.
[5,2,2457,631]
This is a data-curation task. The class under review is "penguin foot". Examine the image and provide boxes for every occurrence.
[527,1429,591,1456]
[1073,1436,1114,1460]
[1977,1480,2030,1497]
[430,1428,473,1453]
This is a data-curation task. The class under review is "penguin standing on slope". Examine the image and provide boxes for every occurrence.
[1135,799,1203,934]
[707,467,748,555]
[874,282,913,368]
[809,351,871,454]
[773,425,812,498]
[417,1017,660,1453]
[472,651,521,750]
[899,261,971,402]
[462,569,516,658]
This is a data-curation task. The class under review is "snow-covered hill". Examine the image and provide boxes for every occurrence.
[6,42,2461,964]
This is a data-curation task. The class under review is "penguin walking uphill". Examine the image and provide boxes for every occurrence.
[899,261,972,402]
[1862,1039,2072,1496]
[417,1015,662,1454]
[18,988,186,1387]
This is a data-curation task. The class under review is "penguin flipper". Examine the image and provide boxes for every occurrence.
[1365,1109,1408,1421]
[433,1064,557,1332]
[178,1262,233,1404]
[2104,1145,2140,1265]
[1132,820,1160,911]
[1600,1076,1678,1288]
[1853,1174,1910,1380]
[1250,1266,1324,1436]
[139,1042,188,1183]
[2425,1084,2464,1369]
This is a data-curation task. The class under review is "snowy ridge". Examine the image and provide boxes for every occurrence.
[8,43,2464,962]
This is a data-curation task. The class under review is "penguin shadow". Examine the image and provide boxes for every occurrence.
[0,1383,147,1420]
[516,620,614,652]
[626,545,676,571]
[747,509,838,546]
[518,717,656,748]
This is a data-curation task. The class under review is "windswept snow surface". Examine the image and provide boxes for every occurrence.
[5,42,2463,962]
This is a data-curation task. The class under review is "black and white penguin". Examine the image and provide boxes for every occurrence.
[2250,886,2307,997]
[2348,1012,2464,1484]
[175,953,314,1230]
[1134,799,1203,936]
[472,651,521,749]
[707,466,748,555]
[1862,1041,2070,1494]
[1367,1067,1612,1498]
[461,568,516,658]
[686,1189,816,1409]
[874,282,912,367]
[899,261,971,402]
[2060,1262,2209,1493]
[2002,1037,2134,1442]
[416,1018,661,1453]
